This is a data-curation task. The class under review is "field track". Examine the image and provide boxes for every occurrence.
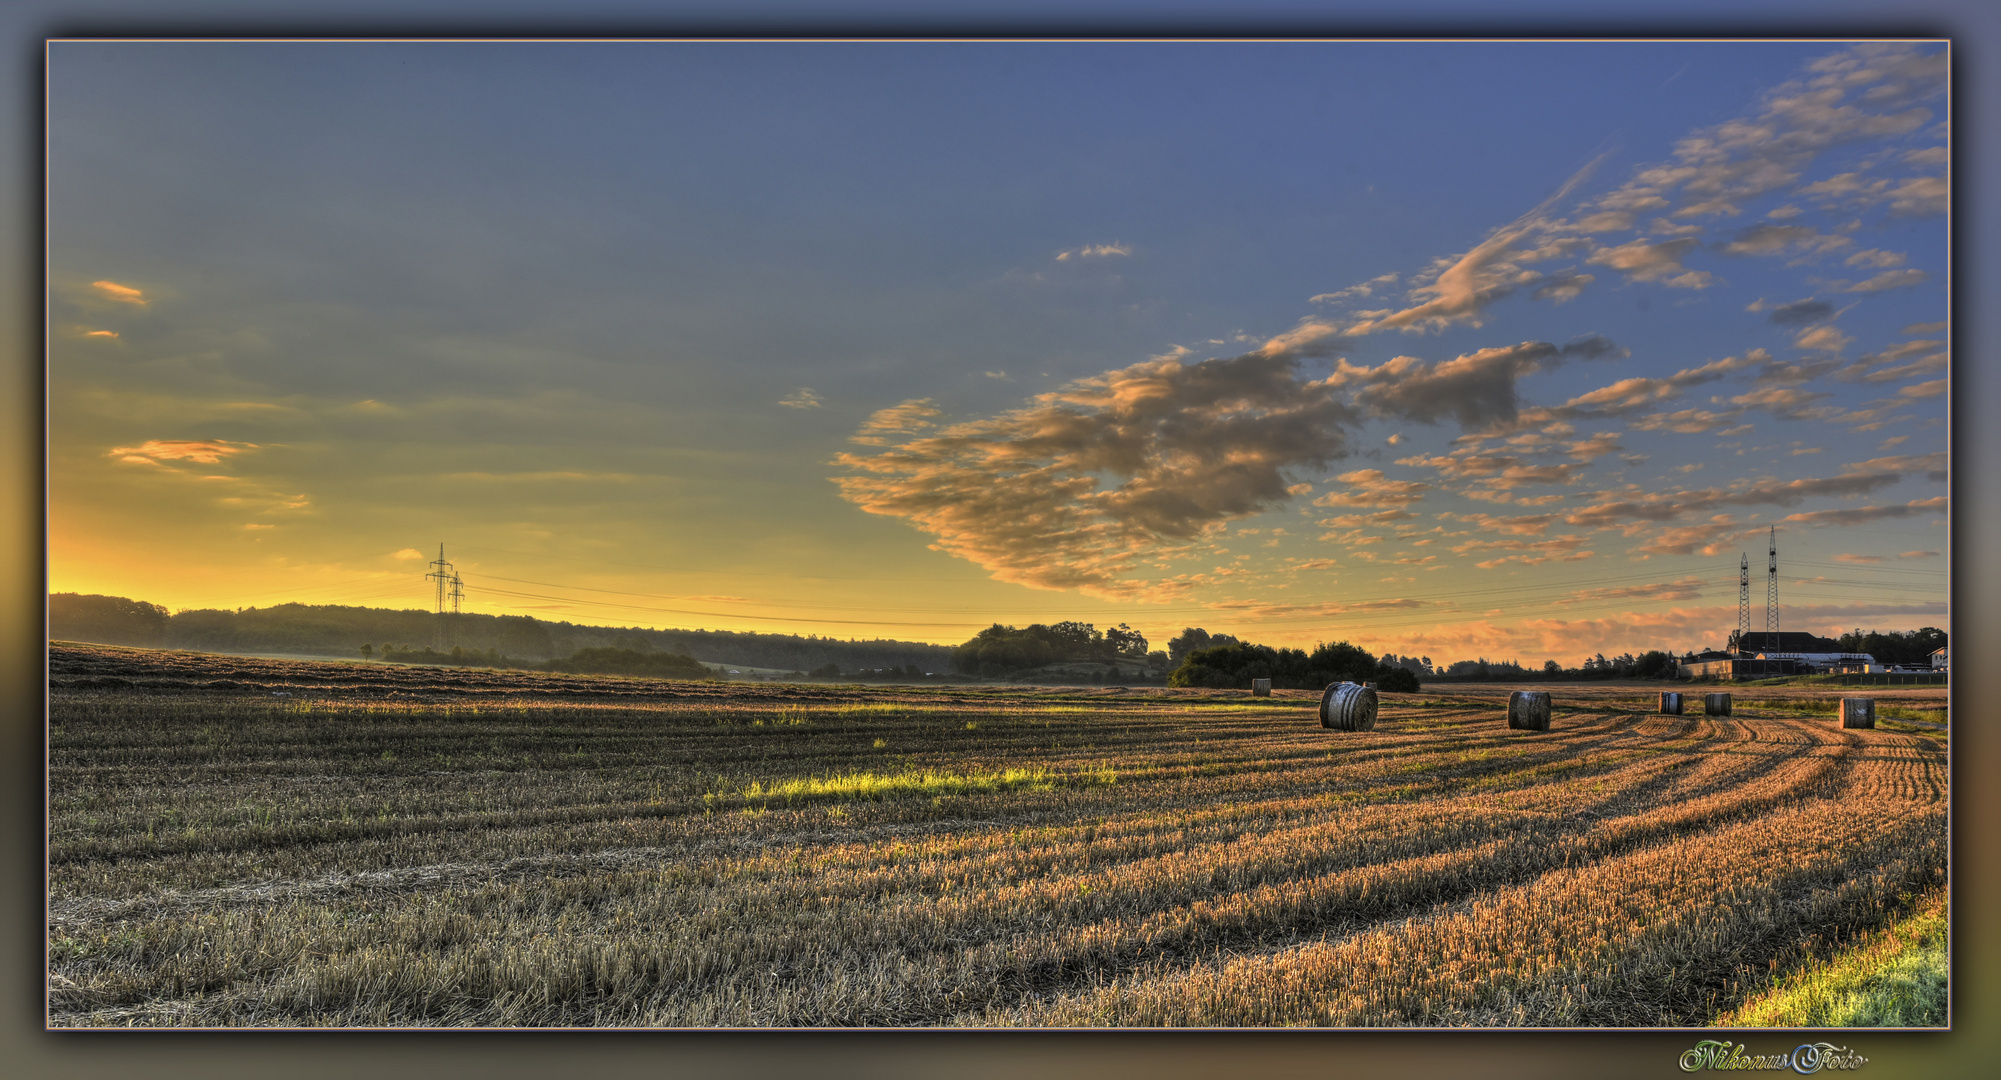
[47,644,1947,1027]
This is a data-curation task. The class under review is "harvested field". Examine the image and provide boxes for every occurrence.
[46,644,1948,1027]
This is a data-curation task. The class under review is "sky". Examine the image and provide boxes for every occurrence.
[46,39,1949,665]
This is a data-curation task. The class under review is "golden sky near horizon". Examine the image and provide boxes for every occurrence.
[48,40,1947,664]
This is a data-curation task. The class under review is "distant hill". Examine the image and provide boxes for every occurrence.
[47,593,954,674]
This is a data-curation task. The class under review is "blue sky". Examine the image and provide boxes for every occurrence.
[48,39,1947,662]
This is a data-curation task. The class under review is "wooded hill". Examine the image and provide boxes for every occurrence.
[47,593,955,674]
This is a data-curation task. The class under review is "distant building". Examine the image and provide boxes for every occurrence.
[1679,657,1799,681]
[1931,646,1949,671]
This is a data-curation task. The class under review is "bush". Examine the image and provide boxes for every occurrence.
[1373,665,1421,693]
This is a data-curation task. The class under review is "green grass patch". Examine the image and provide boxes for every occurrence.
[1718,890,1946,1027]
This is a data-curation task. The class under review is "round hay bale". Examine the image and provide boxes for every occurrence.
[1507,690,1551,731]
[1840,696,1875,729]
[1251,678,1271,697]
[1658,691,1683,715]
[1319,681,1377,731]
[1704,692,1732,716]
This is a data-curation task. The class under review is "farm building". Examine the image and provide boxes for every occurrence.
[1931,646,1949,671]
[1678,657,1798,681]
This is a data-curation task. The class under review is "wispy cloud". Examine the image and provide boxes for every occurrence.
[91,279,147,304]
[778,388,823,409]
[1779,495,1947,527]
[1054,243,1132,261]
[107,439,257,465]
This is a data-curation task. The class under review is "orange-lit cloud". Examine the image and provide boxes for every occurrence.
[106,439,257,465]
[1585,237,1712,288]
[84,329,118,339]
[91,279,147,304]
[393,548,425,560]
[1311,469,1429,510]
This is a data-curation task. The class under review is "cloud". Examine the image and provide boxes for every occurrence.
[1791,324,1853,353]
[1564,471,1908,532]
[1629,408,1748,434]
[1902,321,1946,335]
[1632,517,1761,557]
[1841,451,1944,478]
[1055,243,1132,261]
[1310,469,1430,510]
[84,329,119,339]
[92,280,147,304]
[1714,223,1851,260]
[1310,272,1399,305]
[1832,553,1886,564]
[1438,511,1559,537]
[1898,550,1939,560]
[1529,273,1594,304]
[1897,379,1946,399]
[1584,237,1712,288]
[834,352,1358,597]
[778,388,823,409]
[1763,298,1834,325]
[1728,385,1837,418]
[1556,578,1707,607]
[1845,248,1907,268]
[1340,154,1606,335]
[1779,495,1947,527]
[1583,43,1941,228]
[1336,335,1625,432]
[1798,174,1946,217]
[848,398,943,444]
[393,548,425,560]
[106,439,257,465]
[1817,268,1929,293]
[1861,350,1946,384]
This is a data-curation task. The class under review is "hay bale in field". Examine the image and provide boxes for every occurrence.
[1704,692,1732,716]
[1251,678,1271,697]
[1507,690,1551,731]
[1319,681,1377,731]
[1841,696,1876,729]
[1658,691,1683,715]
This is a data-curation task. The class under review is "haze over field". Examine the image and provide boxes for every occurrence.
[48,40,1947,664]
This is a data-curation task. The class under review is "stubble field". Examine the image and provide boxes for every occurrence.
[46,643,1948,1027]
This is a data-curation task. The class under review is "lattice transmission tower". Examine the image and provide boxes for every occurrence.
[424,543,457,651]
[1765,526,1779,654]
[1737,552,1750,655]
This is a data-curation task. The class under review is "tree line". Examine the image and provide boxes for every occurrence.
[48,593,953,673]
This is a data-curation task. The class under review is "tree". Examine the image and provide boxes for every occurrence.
[360,643,374,661]
[1106,623,1148,658]
[49,593,169,647]
[1167,627,1240,668]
